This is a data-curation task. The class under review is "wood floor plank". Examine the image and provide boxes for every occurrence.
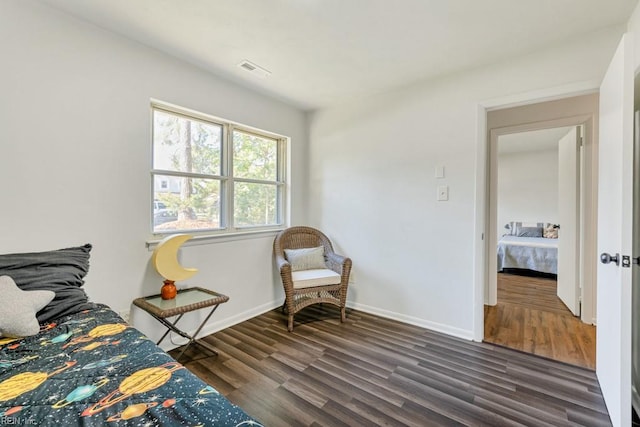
[398,400,468,427]
[269,386,351,427]
[341,397,413,427]
[285,368,353,406]
[281,377,328,408]
[485,272,596,369]
[321,398,382,426]
[170,304,610,426]
[472,395,567,427]
[309,359,407,407]
[386,372,521,427]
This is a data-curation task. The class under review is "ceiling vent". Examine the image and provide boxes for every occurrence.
[238,60,271,79]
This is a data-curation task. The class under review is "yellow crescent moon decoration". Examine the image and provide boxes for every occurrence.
[152,234,198,281]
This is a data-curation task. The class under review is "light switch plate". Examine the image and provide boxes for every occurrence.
[437,185,449,201]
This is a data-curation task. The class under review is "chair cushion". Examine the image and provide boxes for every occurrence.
[284,246,326,271]
[292,269,341,289]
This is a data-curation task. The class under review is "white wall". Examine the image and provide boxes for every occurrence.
[496,148,559,239]
[0,1,308,344]
[308,25,624,338]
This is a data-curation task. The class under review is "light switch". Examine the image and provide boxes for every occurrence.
[435,166,445,178]
[437,185,449,201]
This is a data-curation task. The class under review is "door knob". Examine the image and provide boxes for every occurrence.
[600,252,620,266]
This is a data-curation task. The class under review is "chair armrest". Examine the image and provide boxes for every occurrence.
[276,254,291,274]
[326,251,346,266]
[326,252,352,276]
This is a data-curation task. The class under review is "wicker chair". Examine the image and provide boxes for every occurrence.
[274,226,352,332]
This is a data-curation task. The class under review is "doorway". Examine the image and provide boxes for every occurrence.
[483,125,596,368]
[480,93,600,368]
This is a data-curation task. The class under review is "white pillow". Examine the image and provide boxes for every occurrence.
[284,246,326,271]
[0,275,55,338]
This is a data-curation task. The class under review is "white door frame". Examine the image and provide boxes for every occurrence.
[487,117,591,309]
[472,85,600,341]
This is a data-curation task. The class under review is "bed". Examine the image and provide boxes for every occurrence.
[0,244,261,427]
[497,235,558,275]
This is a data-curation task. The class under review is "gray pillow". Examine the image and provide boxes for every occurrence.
[0,275,55,338]
[504,222,544,237]
[517,227,543,238]
[0,244,95,322]
[284,246,326,271]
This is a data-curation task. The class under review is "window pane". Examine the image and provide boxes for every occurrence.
[233,130,277,181]
[153,110,222,176]
[153,174,221,232]
[234,182,278,226]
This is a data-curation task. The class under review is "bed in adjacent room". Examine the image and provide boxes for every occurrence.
[0,244,261,427]
[497,222,559,275]
[497,235,558,275]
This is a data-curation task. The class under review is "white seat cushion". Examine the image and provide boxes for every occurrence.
[291,269,341,289]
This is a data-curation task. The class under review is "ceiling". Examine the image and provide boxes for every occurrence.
[39,0,637,111]
[498,127,573,154]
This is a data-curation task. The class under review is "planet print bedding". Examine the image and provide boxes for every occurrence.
[0,304,261,426]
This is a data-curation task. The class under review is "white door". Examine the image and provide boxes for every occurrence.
[597,33,634,427]
[557,126,581,316]
[633,109,640,416]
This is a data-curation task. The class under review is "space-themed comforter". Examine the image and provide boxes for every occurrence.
[0,304,261,426]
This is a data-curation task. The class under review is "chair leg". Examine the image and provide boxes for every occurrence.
[341,307,346,323]
[288,314,294,332]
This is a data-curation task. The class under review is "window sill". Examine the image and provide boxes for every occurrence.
[146,228,284,251]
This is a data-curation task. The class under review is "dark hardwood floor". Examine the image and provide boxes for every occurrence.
[484,272,596,369]
[170,305,610,426]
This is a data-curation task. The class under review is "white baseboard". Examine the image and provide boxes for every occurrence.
[158,299,475,352]
[159,299,282,352]
[347,301,475,341]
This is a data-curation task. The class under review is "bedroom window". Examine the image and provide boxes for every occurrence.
[151,103,286,235]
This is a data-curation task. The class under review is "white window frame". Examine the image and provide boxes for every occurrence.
[150,101,287,238]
